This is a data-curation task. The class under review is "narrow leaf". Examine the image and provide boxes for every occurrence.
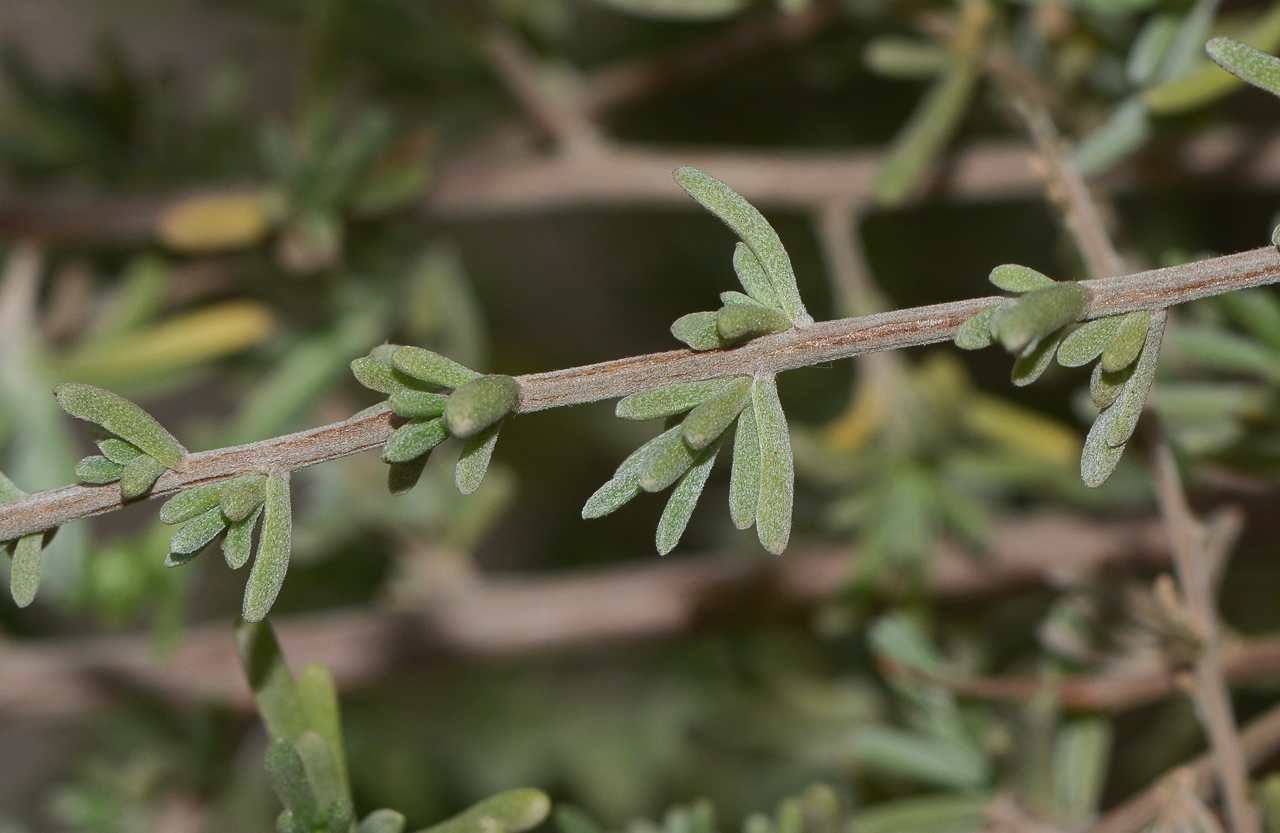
[617,378,731,421]
[1207,37,1280,96]
[1011,328,1064,387]
[160,482,227,525]
[729,402,760,530]
[75,455,124,484]
[720,290,769,309]
[1081,406,1125,488]
[1128,13,1180,85]
[874,64,978,208]
[1218,288,1280,351]
[10,533,43,607]
[1158,0,1223,82]
[296,663,350,800]
[418,789,551,833]
[656,438,723,555]
[753,374,793,555]
[359,810,406,833]
[1090,361,1134,410]
[54,383,185,468]
[849,794,992,833]
[1052,719,1112,824]
[1074,97,1153,177]
[636,428,699,493]
[954,307,996,350]
[1105,310,1167,448]
[1101,310,1151,372]
[389,389,449,420]
[266,739,320,826]
[167,507,228,565]
[295,730,345,809]
[96,437,144,465]
[673,167,809,323]
[243,472,291,623]
[221,474,268,522]
[224,505,263,570]
[1057,316,1122,367]
[672,311,732,351]
[382,418,448,464]
[989,282,1090,356]
[387,458,429,496]
[456,421,502,495]
[683,376,751,450]
[989,264,1056,293]
[847,727,991,791]
[443,375,520,439]
[389,346,479,389]
[120,454,167,500]
[732,243,782,310]
[582,431,677,519]
[716,304,792,342]
[864,37,949,79]
[351,356,412,396]
[235,619,307,740]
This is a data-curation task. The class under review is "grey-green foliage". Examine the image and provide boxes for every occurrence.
[159,474,270,580]
[244,471,292,622]
[0,469,49,608]
[1207,36,1280,97]
[418,789,551,833]
[443,375,520,439]
[875,63,978,207]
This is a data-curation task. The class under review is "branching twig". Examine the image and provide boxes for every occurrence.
[1,245,1278,541]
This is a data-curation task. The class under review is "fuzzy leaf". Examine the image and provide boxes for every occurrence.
[672,311,731,351]
[753,374,793,555]
[617,378,732,421]
[720,290,769,309]
[418,789,551,833]
[243,472,291,623]
[294,730,345,809]
[382,418,448,464]
[673,167,809,323]
[875,64,978,207]
[389,389,449,420]
[637,427,699,493]
[235,619,307,741]
[351,356,415,396]
[75,455,124,484]
[716,304,792,342]
[1090,361,1134,410]
[224,505,263,570]
[731,243,783,310]
[167,506,227,565]
[120,454,167,500]
[1105,310,1167,448]
[656,437,723,555]
[444,375,520,439]
[456,421,502,495]
[221,475,269,522]
[1206,37,1280,97]
[266,739,320,826]
[359,810,406,833]
[1081,406,1125,488]
[54,383,185,468]
[989,282,1090,356]
[954,307,996,350]
[387,458,429,496]
[160,483,227,525]
[10,533,43,608]
[1057,316,1122,367]
[864,37,949,79]
[296,663,349,799]
[729,402,760,530]
[683,376,751,450]
[582,431,675,519]
[390,347,479,389]
[1100,310,1151,372]
[989,264,1056,293]
[1011,328,1064,387]
[96,437,144,465]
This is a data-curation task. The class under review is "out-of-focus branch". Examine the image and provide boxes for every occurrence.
[0,512,1168,718]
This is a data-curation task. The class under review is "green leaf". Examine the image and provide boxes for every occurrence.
[294,730,345,809]
[266,739,320,827]
[720,290,769,309]
[953,307,996,350]
[1057,316,1122,367]
[0,471,24,502]
[1104,310,1167,448]
[360,810,407,833]
[874,64,978,208]
[1128,13,1180,85]
[1074,97,1153,177]
[53,383,185,468]
[119,454,167,500]
[1100,310,1151,372]
[864,37,949,80]
[1011,328,1064,387]
[236,619,308,741]
[456,421,502,495]
[728,402,760,530]
[221,474,268,522]
[382,418,448,464]
[617,378,732,421]
[1157,0,1222,82]
[96,437,144,465]
[582,432,673,519]
[166,507,227,566]
[847,727,991,791]
[656,437,723,555]
[297,663,349,800]
[989,264,1056,293]
[1052,719,1112,824]
[989,282,1090,357]
[752,374,793,555]
[351,355,417,396]
[327,799,355,833]
[716,305,792,342]
[849,794,992,833]
[683,376,752,450]
[224,505,263,570]
[160,482,228,525]
[671,311,731,351]
[389,389,449,420]
[1090,361,1134,410]
[672,167,809,323]
[444,375,520,439]
[1168,325,1280,381]
[75,455,124,484]
[387,458,429,496]
[10,533,43,608]
[1081,403,1126,488]
[732,243,782,310]
[243,472,292,623]
[636,427,699,493]
[417,789,552,833]
[1206,37,1280,97]
[390,346,480,389]
[868,613,944,675]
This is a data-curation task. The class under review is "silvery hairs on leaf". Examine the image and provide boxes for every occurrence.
[1,471,46,608]
[456,420,502,495]
[443,375,520,439]
[989,264,1056,293]
[752,374,793,555]
[1206,37,1280,98]
[243,472,292,622]
[167,507,228,566]
[617,378,732,421]
[672,167,809,323]
[682,376,752,450]
[728,401,760,531]
[54,383,186,469]
[989,282,1090,357]
[119,454,168,500]
[160,482,228,525]
[656,437,724,555]
[389,346,480,389]
[1057,315,1122,368]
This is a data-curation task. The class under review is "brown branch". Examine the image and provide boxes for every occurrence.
[1,245,1279,541]
[0,512,1168,718]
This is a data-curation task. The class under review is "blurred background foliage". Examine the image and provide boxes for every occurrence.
[2,0,1280,831]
